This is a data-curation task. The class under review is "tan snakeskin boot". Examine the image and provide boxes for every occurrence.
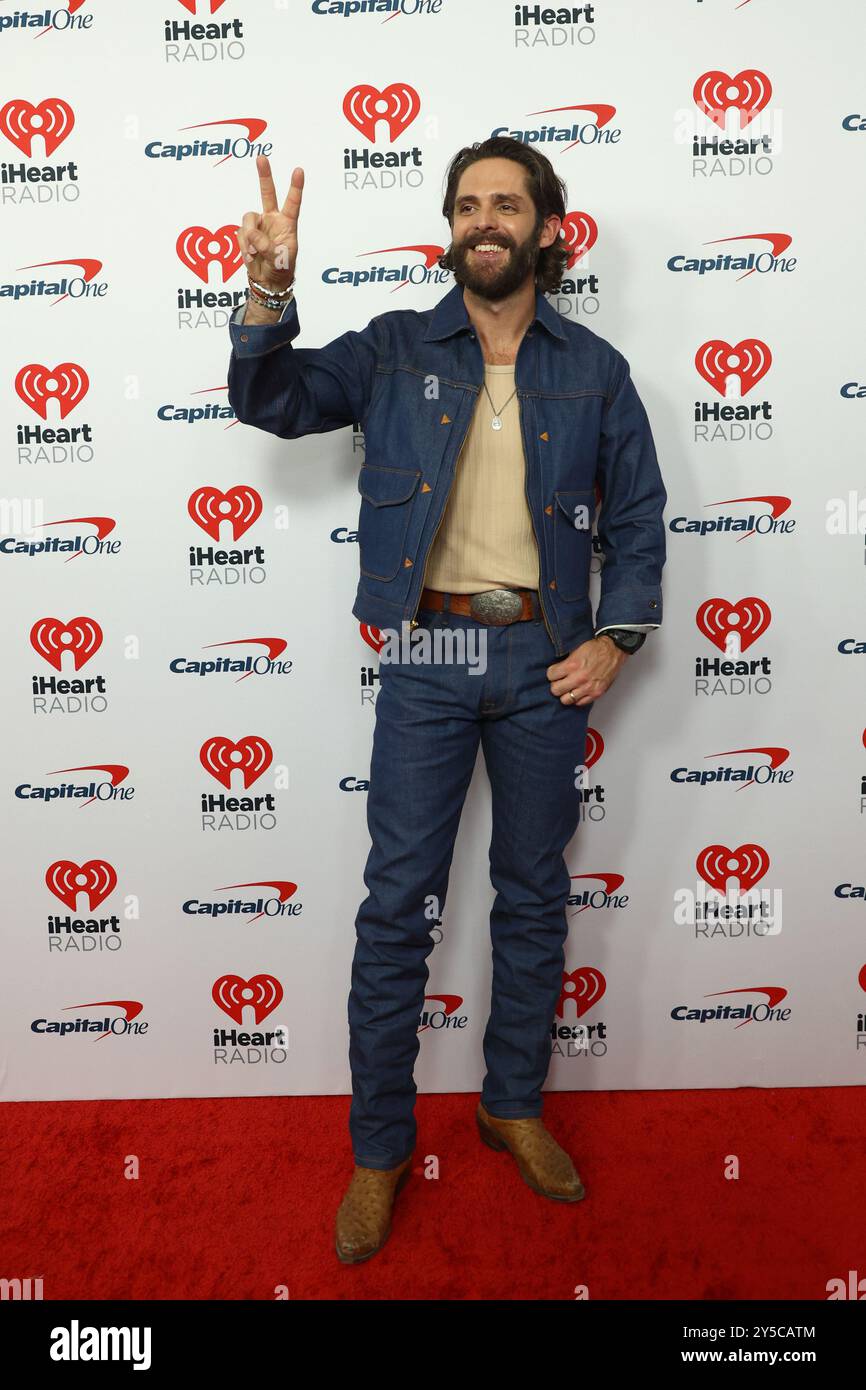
[476,1102,585,1201]
[335,1156,414,1264]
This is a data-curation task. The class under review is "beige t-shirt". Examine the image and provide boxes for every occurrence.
[423,364,540,593]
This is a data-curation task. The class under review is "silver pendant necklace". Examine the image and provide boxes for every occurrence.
[482,378,517,431]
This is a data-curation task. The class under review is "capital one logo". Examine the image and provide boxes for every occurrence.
[199,735,273,789]
[569,872,626,913]
[697,843,769,893]
[328,244,444,291]
[695,339,771,397]
[176,226,241,283]
[0,98,74,155]
[188,485,262,540]
[16,363,89,419]
[561,211,598,267]
[557,966,606,1019]
[30,616,102,670]
[417,993,464,1033]
[343,83,420,143]
[694,70,772,129]
[45,858,116,909]
[696,597,771,654]
[212,973,282,1024]
[12,256,103,307]
[502,104,618,153]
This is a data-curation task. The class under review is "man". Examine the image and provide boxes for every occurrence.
[228,136,666,1264]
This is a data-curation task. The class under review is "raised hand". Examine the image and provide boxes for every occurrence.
[238,155,304,293]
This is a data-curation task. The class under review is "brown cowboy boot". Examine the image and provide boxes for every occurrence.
[476,1102,585,1202]
[335,1156,414,1264]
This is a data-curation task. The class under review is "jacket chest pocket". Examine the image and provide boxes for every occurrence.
[553,489,594,601]
[357,464,422,582]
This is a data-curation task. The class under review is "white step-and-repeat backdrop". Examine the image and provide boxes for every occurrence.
[2,0,864,1101]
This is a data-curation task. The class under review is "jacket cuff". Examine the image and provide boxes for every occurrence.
[229,295,299,358]
[595,592,663,631]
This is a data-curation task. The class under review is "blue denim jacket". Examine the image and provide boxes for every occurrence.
[227,282,666,657]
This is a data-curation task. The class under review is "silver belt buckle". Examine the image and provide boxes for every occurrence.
[468,588,524,625]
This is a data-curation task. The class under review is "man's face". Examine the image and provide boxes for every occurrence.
[449,157,553,301]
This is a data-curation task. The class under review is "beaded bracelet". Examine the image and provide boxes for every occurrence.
[249,276,294,299]
[246,281,295,312]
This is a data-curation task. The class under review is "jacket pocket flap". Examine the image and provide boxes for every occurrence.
[358,465,421,507]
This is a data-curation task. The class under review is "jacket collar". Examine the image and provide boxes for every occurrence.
[423,280,567,343]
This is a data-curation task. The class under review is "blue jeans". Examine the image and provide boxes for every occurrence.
[348,595,592,1169]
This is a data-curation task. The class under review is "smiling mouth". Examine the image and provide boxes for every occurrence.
[471,243,509,259]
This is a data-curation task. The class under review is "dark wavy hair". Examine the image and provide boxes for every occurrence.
[437,135,569,294]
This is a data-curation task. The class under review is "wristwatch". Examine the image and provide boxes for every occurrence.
[597,628,647,654]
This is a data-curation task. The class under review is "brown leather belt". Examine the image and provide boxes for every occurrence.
[418,586,538,626]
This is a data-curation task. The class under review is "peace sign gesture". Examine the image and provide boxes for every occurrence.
[238,155,304,293]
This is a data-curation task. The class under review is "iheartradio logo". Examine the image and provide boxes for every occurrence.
[695,339,771,398]
[696,843,769,893]
[676,844,781,935]
[199,735,272,789]
[45,858,116,910]
[30,616,102,670]
[212,973,282,1025]
[16,362,89,419]
[556,966,606,1019]
[696,597,771,654]
[0,98,74,155]
[343,83,420,143]
[188,485,262,540]
[561,212,598,267]
[694,70,772,131]
[176,225,242,283]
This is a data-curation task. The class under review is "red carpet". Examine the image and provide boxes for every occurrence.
[1,1088,862,1301]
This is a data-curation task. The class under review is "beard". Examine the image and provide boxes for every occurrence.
[449,222,542,301]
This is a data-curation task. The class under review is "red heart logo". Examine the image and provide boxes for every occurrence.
[176,225,242,284]
[695,597,771,653]
[15,362,89,420]
[561,211,598,269]
[212,973,283,1025]
[199,735,273,790]
[45,859,117,910]
[693,69,772,130]
[695,339,772,397]
[0,98,74,156]
[342,83,420,143]
[359,623,386,653]
[556,967,606,1019]
[188,485,262,541]
[585,727,604,768]
[696,844,770,892]
[30,616,102,671]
